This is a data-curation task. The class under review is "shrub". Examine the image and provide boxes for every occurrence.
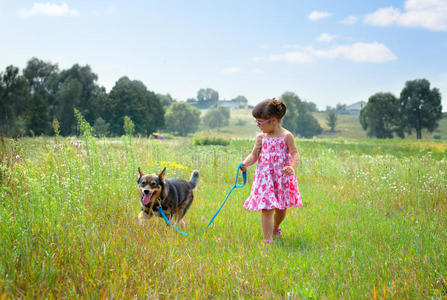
[165,102,201,136]
[235,119,246,126]
[192,136,230,146]
[123,116,135,136]
[202,106,230,129]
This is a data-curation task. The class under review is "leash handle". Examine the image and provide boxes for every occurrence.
[235,162,247,188]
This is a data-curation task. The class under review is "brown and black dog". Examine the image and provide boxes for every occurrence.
[137,167,199,226]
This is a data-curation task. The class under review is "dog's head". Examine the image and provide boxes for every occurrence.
[137,167,166,206]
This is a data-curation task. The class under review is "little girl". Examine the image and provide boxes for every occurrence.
[240,98,302,243]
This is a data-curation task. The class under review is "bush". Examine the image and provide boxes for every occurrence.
[165,102,201,136]
[192,136,230,146]
[235,119,246,126]
[123,116,135,136]
[202,106,230,129]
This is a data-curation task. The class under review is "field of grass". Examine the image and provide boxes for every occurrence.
[195,109,447,140]
[314,112,447,140]
[196,108,259,139]
[1,132,446,298]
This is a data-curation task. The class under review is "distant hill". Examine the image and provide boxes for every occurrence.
[194,109,447,140]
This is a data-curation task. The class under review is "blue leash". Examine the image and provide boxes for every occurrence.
[158,163,247,236]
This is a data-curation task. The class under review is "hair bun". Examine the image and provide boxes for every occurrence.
[271,98,283,110]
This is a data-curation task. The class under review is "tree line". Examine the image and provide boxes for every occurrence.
[1,58,236,137]
[4,58,440,140]
[360,79,443,139]
[0,57,325,138]
[1,58,167,137]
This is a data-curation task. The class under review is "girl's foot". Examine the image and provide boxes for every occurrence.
[273,227,282,238]
[264,239,272,244]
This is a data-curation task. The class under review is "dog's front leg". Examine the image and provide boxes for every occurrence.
[176,218,186,229]
[138,209,153,225]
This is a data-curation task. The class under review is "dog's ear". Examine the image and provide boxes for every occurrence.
[158,167,166,181]
[137,167,145,184]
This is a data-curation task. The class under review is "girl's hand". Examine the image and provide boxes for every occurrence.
[282,166,294,175]
[240,163,247,172]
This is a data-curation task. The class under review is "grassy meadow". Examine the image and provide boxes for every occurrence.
[195,109,447,140]
[1,110,447,298]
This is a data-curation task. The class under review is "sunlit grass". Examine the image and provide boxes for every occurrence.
[1,136,446,298]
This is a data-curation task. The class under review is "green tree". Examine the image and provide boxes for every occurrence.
[399,79,443,139]
[26,93,51,135]
[57,64,102,125]
[54,78,83,135]
[197,88,219,103]
[336,103,347,111]
[326,112,337,132]
[203,105,230,128]
[280,92,301,133]
[231,95,248,108]
[107,77,164,136]
[297,113,323,138]
[280,92,322,138]
[89,90,110,124]
[157,93,175,107]
[165,102,201,136]
[23,58,59,135]
[0,65,30,136]
[194,88,219,108]
[23,57,59,104]
[303,101,319,112]
[93,117,110,136]
[360,92,403,138]
[123,115,135,136]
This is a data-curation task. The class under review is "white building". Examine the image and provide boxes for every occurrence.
[343,101,366,114]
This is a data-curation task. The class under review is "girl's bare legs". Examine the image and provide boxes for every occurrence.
[273,208,286,236]
[261,209,274,241]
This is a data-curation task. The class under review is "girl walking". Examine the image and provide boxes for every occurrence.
[240,98,302,243]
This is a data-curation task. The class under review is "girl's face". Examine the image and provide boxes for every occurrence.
[255,117,278,133]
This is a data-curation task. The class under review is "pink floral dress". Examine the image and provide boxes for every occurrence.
[244,135,302,211]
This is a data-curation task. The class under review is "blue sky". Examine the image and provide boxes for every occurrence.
[1,0,446,110]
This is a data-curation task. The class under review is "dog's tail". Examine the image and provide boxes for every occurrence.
[189,170,200,188]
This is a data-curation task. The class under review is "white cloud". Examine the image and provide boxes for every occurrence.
[364,0,447,31]
[20,2,79,17]
[267,51,313,63]
[254,42,396,64]
[315,42,397,62]
[316,33,338,42]
[308,10,332,21]
[340,15,358,25]
[221,67,241,75]
[252,68,265,74]
[364,7,402,26]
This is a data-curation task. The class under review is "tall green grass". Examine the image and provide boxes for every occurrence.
[1,136,446,298]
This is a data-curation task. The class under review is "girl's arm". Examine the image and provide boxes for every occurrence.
[241,133,263,171]
[284,133,300,174]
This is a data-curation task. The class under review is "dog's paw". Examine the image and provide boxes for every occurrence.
[138,211,152,225]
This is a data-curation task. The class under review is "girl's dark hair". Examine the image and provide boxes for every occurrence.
[252,98,287,120]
